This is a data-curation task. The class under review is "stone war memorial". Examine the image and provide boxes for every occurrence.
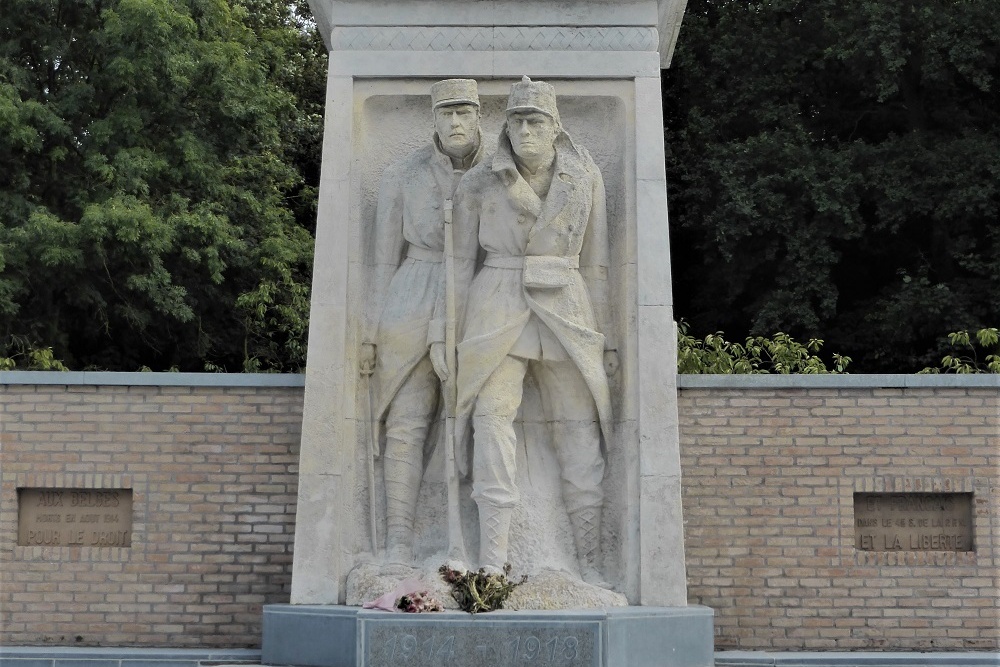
[3,0,998,666]
[262,0,714,665]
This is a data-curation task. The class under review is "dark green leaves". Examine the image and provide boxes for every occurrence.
[666,0,1000,371]
[0,0,320,370]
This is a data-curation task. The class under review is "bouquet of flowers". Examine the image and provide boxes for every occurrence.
[395,590,444,613]
[439,563,527,614]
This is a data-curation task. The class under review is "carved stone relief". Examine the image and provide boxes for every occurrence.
[361,79,486,565]
[349,77,630,608]
[452,77,616,589]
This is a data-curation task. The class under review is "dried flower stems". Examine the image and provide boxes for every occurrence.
[439,563,527,614]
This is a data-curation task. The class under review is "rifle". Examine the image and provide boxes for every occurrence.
[442,198,467,564]
[361,359,379,558]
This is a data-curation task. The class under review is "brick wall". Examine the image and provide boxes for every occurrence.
[679,379,999,651]
[0,377,302,647]
[1,374,997,651]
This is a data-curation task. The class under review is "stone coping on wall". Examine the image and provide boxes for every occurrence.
[678,374,1000,389]
[2,371,997,389]
[0,648,262,667]
[0,371,305,387]
[714,652,1000,666]
[0,648,997,667]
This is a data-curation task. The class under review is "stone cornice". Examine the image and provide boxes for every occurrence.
[308,0,688,67]
[328,26,660,52]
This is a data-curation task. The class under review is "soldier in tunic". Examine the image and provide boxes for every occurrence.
[453,77,617,586]
[361,79,485,563]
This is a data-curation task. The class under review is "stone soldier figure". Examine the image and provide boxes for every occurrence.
[453,77,617,586]
[362,79,485,563]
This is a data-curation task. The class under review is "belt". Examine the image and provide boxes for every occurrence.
[483,254,580,269]
[406,245,442,263]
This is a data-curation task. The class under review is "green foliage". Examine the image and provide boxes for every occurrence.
[920,328,1000,374]
[677,321,850,374]
[665,0,1000,372]
[0,336,69,371]
[0,0,322,371]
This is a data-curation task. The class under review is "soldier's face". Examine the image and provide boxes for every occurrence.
[434,103,480,156]
[507,111,558,160]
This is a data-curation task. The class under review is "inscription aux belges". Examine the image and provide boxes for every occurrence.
[35,490,122,507]
[21,489,131,547]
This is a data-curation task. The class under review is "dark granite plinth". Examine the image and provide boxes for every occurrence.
[262,605,714,667]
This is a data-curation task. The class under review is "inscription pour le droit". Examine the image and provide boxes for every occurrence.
[18,489,132,547]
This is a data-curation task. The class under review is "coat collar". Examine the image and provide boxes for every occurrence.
[428,131,484,204]
[491,125,591,229]
[432,130,485,171]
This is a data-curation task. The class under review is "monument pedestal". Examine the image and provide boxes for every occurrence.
[295,0,693,609]
[278,0,713,662]
[289,4,710,662]
[263,604,714,667]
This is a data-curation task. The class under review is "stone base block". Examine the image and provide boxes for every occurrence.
[262,604,713,667]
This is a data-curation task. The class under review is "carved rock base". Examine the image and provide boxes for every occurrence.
[345,561,627,611]
[506,569,628,610]
[346,562,461,611]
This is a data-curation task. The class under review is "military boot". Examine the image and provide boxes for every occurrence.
[383,437,422,563]
[477,502,512,574]
[569,506,612,589]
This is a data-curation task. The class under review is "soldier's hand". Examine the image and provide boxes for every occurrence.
[360,343,377,375]
[430,342,448,382]
[603,349,620,377]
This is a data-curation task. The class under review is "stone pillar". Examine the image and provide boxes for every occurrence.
[292,0,689,608]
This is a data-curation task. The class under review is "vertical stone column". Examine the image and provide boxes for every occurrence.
[292,0,689,607]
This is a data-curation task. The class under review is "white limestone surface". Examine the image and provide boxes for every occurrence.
[292,0,688,610]
[346,562,628,611]
[307,0,688,66]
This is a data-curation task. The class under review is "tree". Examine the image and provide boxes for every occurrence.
[920,328,1000,374]
[0,0,320,371]
[676,321,851,374]
[664,0,1000,372]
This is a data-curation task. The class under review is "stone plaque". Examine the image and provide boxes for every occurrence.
[363,618,599,667]
[17,488,133,547]
[854,492,973,552]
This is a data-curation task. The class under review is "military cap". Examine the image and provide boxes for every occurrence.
[506,75,558,119]
[430,79,480,109]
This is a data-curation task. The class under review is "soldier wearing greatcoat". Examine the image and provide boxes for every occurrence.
[453,77,617,586]
[362,79,486,563]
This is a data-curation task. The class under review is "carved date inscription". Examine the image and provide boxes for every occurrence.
[17,488,133,547]
[366,622,597,667]
[854,492,973,552]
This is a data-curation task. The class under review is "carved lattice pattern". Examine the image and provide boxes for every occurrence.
[329,26,658,52]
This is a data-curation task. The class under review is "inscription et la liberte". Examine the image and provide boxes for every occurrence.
[854,492,973,553]
[857,533,966,551]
